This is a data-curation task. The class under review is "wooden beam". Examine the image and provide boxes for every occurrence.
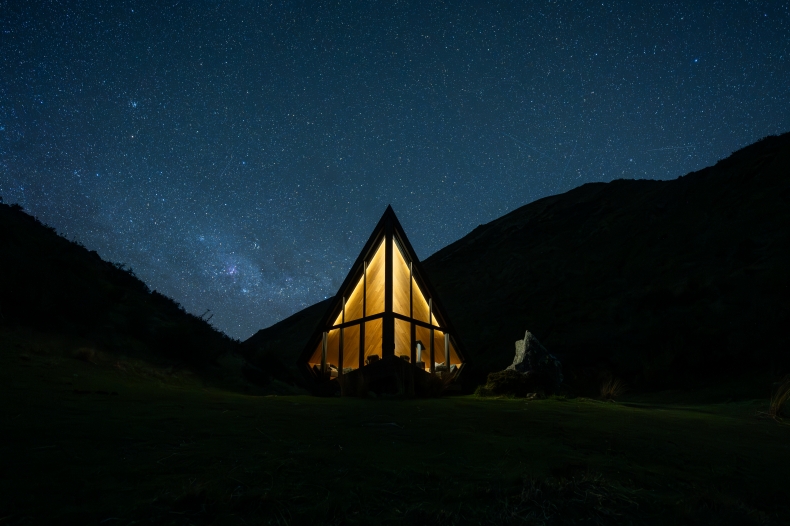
[328,311,442,331]
[359,320,365,370]
[321,331,327,376]
[429,297,434,374]
[338,297,345,379]
[383,220,394,359]
[445,332,450,370]
[409,261,416,365]
[361,260,367,370]
[391,312,443,331]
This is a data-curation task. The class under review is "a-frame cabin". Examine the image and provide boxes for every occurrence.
[297,206,466,395]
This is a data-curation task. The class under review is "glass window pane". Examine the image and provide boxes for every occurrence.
[308,340,323,366]
[393,240,411,316]
[331,306,343,327]
[334,273,364,326]
[326,328,341,370]
[394,318,411,361]
[365,240,385,316]
[342,324,361,371]
[433,329,447,369]
[449,339,461,366]
[363,318,383,365]
[412,278,431,323]
[415,324,431,369]
[345,276,364,323]
[308,330,342,376]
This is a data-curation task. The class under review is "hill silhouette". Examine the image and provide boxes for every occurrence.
[244,132,790,393]
[0,201,236,367]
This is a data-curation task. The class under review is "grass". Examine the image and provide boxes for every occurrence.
[1,333,789,524]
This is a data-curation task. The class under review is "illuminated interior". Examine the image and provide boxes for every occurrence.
[340,275,364,324]
[393,240,411,316]
[365,240,385,316]
[415,324,432,365]
[307,232,463,377]
[394,318,410,359]
[364,318,383,363]
[342,323,360,369]
[412,276,431,323]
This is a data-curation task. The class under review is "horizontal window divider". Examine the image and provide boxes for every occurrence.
[328,312,385,330]
[392,312,444,331]
[328,312,443,331]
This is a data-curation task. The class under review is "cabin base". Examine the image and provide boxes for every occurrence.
[318,355,461,397]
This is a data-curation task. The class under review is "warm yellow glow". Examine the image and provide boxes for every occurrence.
[309,320,461,371]
[365,240,385,316]
[415,324,431,364]
[309,325,364,371]
[333,274,364,326]
[309,230,465,377]
[433,329,447,365]
[412,277,431,323]
[393,240,411,316]
[342,324,361,369]
[308,339,322,366]
[394,318,411,359]
[345,277,364,322]
[363,318,383,362]
[326,328,341,368]
[308,328,342,368]
[426,331,461,366]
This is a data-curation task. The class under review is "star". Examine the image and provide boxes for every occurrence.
[1,1,787,339]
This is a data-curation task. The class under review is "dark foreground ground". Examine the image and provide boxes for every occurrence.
[2,333,789,525]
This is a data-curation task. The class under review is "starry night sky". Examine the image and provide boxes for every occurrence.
[1,1,788,339]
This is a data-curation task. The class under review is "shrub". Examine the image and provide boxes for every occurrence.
[768,374,790,420]
[600,376,627,401]
[476,369,547,397]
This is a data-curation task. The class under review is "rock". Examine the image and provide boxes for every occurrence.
[504,330,563,394]
[508,331,545,371]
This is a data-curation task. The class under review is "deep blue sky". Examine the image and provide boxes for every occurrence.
[2,1,788,339]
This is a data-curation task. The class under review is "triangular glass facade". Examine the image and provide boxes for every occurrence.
[301,207,464,381]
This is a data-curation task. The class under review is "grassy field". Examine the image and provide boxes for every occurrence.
[2,336,789,525]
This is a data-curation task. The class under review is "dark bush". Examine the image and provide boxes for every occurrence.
[476,369,553,397]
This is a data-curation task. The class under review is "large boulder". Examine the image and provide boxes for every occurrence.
[506,331,563,394]
[508,331,546,370]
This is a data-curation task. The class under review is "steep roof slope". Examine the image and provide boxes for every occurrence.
[244,133,790,390]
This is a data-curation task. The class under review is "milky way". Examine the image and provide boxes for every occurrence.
[1,1,788,339]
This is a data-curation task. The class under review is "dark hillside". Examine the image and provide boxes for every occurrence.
[426,132,790,390]
[0,202,236,367]
[244,132,790,393]
[242,297,332,383]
